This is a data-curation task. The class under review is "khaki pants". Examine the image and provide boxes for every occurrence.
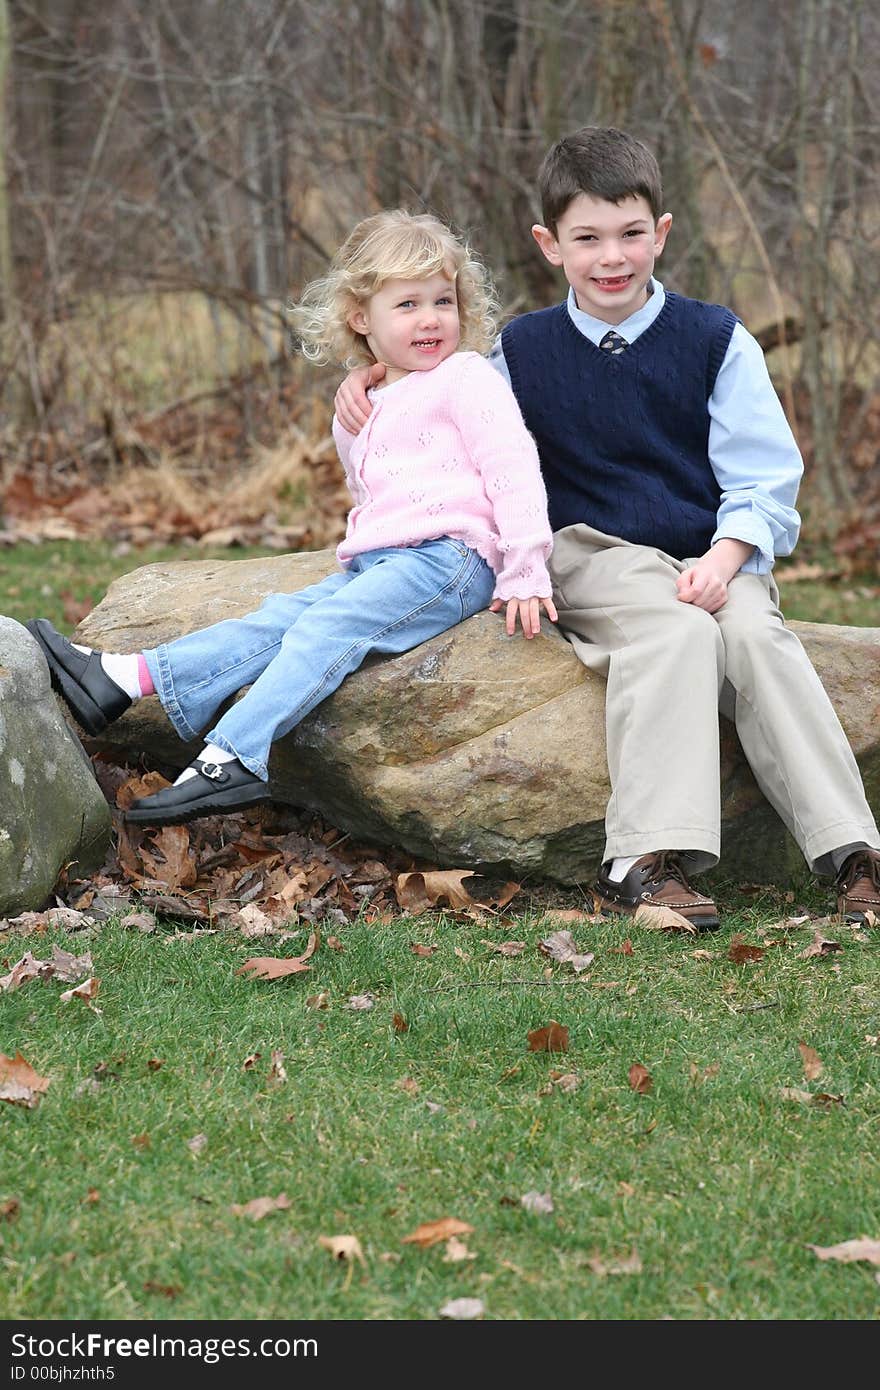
[549,525,879,875]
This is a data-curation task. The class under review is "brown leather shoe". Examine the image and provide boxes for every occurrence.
[595,852,720,930]
[836,848,880,923]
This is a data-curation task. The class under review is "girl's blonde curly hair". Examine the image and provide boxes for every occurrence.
[291,209,499,367]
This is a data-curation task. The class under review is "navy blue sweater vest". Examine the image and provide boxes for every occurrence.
[501,292,738,559]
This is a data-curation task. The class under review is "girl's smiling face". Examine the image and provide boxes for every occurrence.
[348,272,460,384]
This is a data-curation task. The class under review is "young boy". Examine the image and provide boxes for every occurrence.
[334,126,880,929]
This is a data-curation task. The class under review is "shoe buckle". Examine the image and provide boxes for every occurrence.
[200,761,226,781]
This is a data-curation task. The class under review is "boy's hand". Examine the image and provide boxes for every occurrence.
[676,539,753,613]
[489,595,558,639]
[334,363,386,433]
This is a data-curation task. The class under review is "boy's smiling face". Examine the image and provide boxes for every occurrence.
[532,193,672,326]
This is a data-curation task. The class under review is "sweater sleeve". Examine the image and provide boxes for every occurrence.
[449,355,554,601]
[332,414,356,476]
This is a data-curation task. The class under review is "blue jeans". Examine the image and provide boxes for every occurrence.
[142,538,494,780]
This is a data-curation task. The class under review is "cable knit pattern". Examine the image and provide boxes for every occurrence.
[502,293,738,560]
[332,352,553,601]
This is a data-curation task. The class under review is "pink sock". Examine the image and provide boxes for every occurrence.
[137,654,155,697]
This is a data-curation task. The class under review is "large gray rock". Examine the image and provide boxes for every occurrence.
[0,618,112,914]
[77,552,880,885]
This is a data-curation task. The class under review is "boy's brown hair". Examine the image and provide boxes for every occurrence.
[538,127,663,233]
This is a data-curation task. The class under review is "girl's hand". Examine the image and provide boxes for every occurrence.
[334,362,386,433]
[489,595,558,639]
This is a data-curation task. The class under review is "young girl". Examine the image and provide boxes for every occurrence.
[26,210,557,826]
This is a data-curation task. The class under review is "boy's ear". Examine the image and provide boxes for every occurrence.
[531,224,563,267]
[653,212,673,257]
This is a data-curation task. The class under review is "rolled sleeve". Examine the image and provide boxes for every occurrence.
[487,334,512,387]
[708,323,803,574]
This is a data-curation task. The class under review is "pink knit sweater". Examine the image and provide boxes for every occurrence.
[332,351,553,601]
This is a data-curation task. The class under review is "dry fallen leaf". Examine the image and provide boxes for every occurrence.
[443,1236,476,1263]
[807,1237,880,1266]
[540,907,598,925]
[628,1062,653,1095]
[728,934,766,963]
[608,938,634,955]
[800,930,842,959]
[1,1198,20,1222]
[392,1012,409,1033]
[549,1070,579,1093]
[527,1021,569,1053]
[231,1193,291,1220]
[306,991,331,1011]
[236,929,319,980]
[0,1051,50,1109]
[689,1061,720,1083]
[235,904,276,937]
[120,911,156,933]
[586,1247,643,1276]
[395,869,478,913]
[0,952,49,992]
[438,1297,484,1320]
[634,902,696,934]
[347,993,375,1011]
[402,1217,474,1248]
[236,955,311,980]
[396,1076,420,1095]
[539,930,595,974]
[187,1134,208,1156]
[142,825,198,890]
[116,769,171,811]
[798,1041,824,1081]
[410,943,437,957]
[481,939,526,957]
[318,1234,365,1263]
[0,947,95,992]
[520,1190,554,1214]
[780,1087,844,1107]
[268,1050,287,1084]
[59,976,101,1006]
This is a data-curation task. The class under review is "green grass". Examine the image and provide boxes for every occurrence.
[0,541,283,634]
[1,896,878,1321]
[775,577,880,628]
[0,541,877,1321]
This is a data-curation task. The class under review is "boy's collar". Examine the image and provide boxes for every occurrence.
[566,277,665,344]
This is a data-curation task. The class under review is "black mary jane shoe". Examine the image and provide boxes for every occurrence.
[124,758,271,826]
[25,618,132,735]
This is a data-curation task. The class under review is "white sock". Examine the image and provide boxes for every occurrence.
[830,842,870,873]
[608,855,641,882]
[72,644,143,701]
[175,743,238,786]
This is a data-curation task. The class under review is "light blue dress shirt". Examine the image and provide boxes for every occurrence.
[488,278,803,574]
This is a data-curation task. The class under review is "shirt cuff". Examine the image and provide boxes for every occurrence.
[711,517,775,575]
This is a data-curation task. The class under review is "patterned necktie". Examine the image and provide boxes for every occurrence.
[599,329,628,354]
